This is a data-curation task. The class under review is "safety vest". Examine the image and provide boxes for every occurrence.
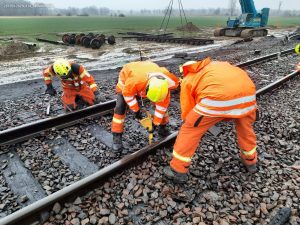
[43,63,98,92]
[116,61,179,124]
[180,58,257,120]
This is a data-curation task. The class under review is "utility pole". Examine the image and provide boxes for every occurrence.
[229,0,237,16]
[278,1,282,15]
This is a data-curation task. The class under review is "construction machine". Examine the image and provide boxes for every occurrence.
[214,0,270,38]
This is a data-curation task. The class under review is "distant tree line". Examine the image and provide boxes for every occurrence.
[0,0,299,17]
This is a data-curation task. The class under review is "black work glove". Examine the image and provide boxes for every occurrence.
[94,90,102,104]
[45,84,56,96]
[151,123,157,132]
[134,110,143,120]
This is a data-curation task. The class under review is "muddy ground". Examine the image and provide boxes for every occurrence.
[0,27,297,103]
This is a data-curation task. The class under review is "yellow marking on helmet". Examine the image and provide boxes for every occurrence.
[295,44,300,55]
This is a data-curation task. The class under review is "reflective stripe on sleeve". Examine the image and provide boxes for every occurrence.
[241,146,257,156]
[200,95,256,108]
[79,70,90,78]
[173,151,192,163]
[117,79,125,88]
[89,83,97,89]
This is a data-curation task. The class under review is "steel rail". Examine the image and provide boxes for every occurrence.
[237,48,295,68]
[0,48,296,147]
[1,70,299,225]
[0,100,116,146]
[256,70,299,96]
[0,133,178,225]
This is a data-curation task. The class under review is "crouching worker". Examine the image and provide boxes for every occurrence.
[43,58,101,111]
[164,58,258,183]
[111,61,179,152]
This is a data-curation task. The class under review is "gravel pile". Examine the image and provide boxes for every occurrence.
[43,75,300,224]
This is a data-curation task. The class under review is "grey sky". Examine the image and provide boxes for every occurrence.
[30,0,300,10]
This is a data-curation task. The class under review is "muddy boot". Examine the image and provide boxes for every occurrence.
[244,164,257,173]
[157,125,171,137]
[163,166,188,184]
[112,133,123,152]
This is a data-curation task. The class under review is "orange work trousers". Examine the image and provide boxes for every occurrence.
[170,109,257,173]
[111,93,169,133]
[61,84,95,110]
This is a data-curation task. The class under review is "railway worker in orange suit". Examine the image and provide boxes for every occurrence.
[111,61,179,152]
[43,59,101,111]
[164,58,258,183]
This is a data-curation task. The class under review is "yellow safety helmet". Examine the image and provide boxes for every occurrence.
[53,58,71,77]
[146,77,169,103]
[295,44,300,55]
[179,60,197,73]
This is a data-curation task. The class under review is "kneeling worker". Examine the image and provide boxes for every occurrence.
[164,58,258,183]
[43,58,101,111]
[111,61,179,151]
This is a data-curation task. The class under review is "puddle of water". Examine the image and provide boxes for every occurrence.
[0,39,232,85]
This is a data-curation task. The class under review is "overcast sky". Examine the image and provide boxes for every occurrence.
[30,0,300,10]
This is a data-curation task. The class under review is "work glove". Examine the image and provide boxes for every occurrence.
[134,110,143,120]
[45,84,56,96]
[94,90,102,104]
[151,123,157,132]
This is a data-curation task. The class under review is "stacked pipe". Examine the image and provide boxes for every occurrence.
[62,33,116,49]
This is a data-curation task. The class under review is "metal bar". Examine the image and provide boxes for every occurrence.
[256,70,299,97]
[36,38,67,46]
[237,48,295,67]
[0,100,116,146]
[0,132,178,225]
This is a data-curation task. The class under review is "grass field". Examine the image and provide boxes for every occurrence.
[0,16,299,39]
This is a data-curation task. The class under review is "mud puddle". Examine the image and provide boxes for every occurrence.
[0,39,232,85]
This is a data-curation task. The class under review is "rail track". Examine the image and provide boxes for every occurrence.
[0,48,299,225]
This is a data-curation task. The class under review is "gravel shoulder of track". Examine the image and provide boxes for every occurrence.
[42,76,300,225]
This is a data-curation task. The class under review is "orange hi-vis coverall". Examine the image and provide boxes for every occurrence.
[111,61,179,133]
[170,58,258,174]
[43,63,98,109]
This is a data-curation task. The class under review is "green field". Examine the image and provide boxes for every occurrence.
[0,16,299,40]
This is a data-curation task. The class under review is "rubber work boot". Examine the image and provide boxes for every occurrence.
[244,163,257,173]
[157,125,171,137]
[163,166,188,184]
[112,133,123,152]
